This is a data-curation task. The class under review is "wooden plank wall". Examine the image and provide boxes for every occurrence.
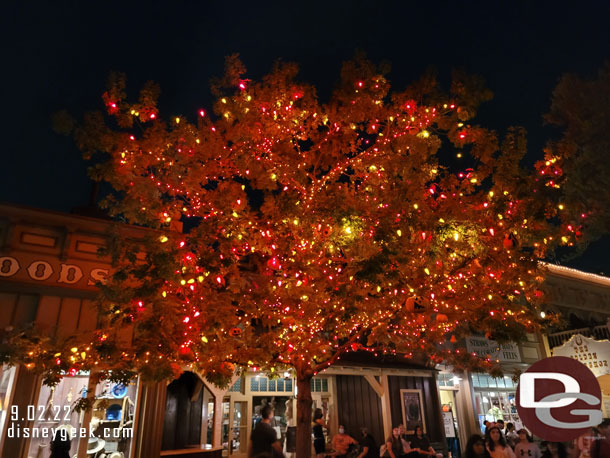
[335,375,384,446]
[387,375,445,445]
[0,292,133,345]
[162,371,206,450]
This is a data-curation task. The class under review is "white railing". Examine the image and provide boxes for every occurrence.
[547,323,610,348]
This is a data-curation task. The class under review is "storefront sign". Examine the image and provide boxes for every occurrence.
[442,411,456,438]
[552,334,610,377]
[0,254,109,291]
[466,336,522,363]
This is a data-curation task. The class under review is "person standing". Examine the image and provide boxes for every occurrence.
[504,423,518,450]
[249,404,284,458]
[49,433,71,458]
[464,434,491,458]
[486,426,516,458]
[590,419,610,458]
[357,427,378,458]
[313,408,328,458]
[540,442,567,458]
[514,429,540,458]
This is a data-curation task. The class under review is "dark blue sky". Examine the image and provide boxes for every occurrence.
[2,1,609,273]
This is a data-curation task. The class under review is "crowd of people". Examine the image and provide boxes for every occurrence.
[313,409,438,458]
[248,404,609,458]
[463,418,610,458]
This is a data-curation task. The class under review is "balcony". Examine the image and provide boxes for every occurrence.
[547,323,610,349]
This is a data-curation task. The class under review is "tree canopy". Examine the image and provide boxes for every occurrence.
[3,55,598,457]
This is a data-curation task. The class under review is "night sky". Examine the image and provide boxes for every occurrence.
[2,1,609,273]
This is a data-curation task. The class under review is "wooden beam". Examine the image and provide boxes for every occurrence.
[380,375,392,441]
[364,374,384,397]
[321,366,434,378]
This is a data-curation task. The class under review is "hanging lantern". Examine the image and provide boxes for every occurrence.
[229,327,242,337]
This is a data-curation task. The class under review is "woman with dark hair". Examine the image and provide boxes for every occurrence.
[49,430,71,458]
[514,429,540,458]
[540,442,567,458]
[464,434,491,458]
[386,427,406,458]
[486,426,516,458]
[408,426,436,457]
[313,408,328,458]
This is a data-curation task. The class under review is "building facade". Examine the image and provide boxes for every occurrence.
[436,263,610,455]
[0,204,447,458]
[4,202,607,458]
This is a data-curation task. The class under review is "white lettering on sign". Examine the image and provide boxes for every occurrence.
[466,336,522,363]
[0,255,108,289]
[57,264,84,284]
[27,261,53,281]
[552,334,610,377]
[88,268,108,286]
[0,256,20,277]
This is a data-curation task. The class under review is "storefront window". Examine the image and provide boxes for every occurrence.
[25,373,138,458]
[231,401,248,454]
[0,365,17,442]
[87,377,138,456]
[472,372,521,432]
[26,372,89,458]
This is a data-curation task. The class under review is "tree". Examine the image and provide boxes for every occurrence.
[544,62,610,252]
[2,56,579,457]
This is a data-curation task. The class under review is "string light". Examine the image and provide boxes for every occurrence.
[8,56,578,397]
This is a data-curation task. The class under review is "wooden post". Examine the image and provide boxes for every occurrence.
[379,374,392,441]
[455,371,480,440]
[76,373,98,458]
[132,380,168,458]
[0,366,41,458]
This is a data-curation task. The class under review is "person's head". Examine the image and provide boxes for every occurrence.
[398,424,405,435]
[392,427,400,438]
[313,408,323,421]
[496,419,504,428]
[415,425,423,437]
[517,429,532,443]
[545,441,567,458]
[506,422,514,432]
[261,404,274,421]
[486,426,506,449]
[483,420,489,426]
[465,434,486,458]
[338,425,346,435]
[598,418,610,436]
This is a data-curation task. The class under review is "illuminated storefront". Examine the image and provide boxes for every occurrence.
[0,204,149,458]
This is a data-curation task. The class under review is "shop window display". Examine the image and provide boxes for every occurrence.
[25,374,138,458]
[472,373,521,432]
[0,365,17,443]
[87,378,138,457]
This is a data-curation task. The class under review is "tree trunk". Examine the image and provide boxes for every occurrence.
[296,373,313,458]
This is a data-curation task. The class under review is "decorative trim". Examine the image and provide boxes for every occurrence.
[541,262,610,287]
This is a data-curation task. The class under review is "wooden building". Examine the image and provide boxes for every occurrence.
[0,203,447,457]
[435,264,610,455]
